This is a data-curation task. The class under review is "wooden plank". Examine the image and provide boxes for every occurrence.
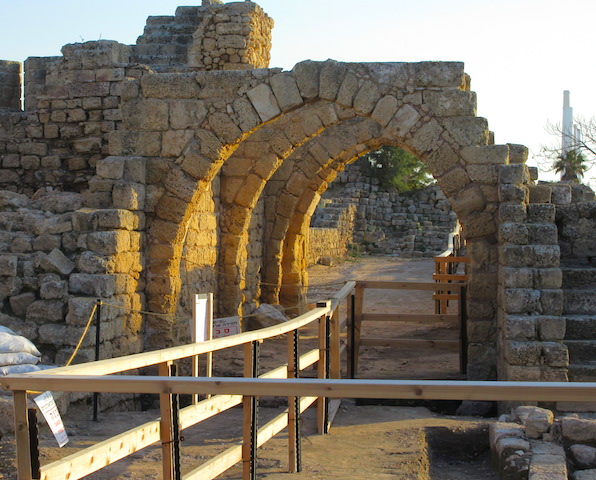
[432,274,468,282]
[183,445,242,480]
[353,284,364,376]
[14,391,32,480]
[30,305,330,378]
[6,375,596,403]
[359,338,459,350]
[317,312,328,434]
[434,256,469,263]
[361,313,459,324]
[242,343,254,479]
[357,281,464,291]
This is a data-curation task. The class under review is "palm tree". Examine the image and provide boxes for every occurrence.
[552,150,588,182]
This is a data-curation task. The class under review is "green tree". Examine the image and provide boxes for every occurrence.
[552,150,588,182]
[363,146,432,192]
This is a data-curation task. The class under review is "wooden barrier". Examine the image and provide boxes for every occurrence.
[348,281,467,377]
[433,256,468,314]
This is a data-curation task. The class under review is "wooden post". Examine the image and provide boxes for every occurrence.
[459,285,468,375]
[158,361,174,480]
[287,330,300,473]
[347,292,355,378]
[191,293,213,404]
[14,390,32,480]
[352,284,364,378]
[316,302,330,435]
[242,341,259,480]
[330,308,341,380]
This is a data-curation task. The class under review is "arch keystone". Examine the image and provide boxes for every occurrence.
[371,95,399,128]
[291,61,321,100]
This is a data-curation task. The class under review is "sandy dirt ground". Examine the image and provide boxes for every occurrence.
[0,257,498,479]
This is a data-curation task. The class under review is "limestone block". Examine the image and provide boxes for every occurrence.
[423,90,476,117]
[208,112,243,144]
[527,224,558,245]
[529,185,552,204]
[562,418,596,443]
[234,174,263,208]
[0,277,22,302]
[506,340,542,365]
[155,194,188,223]
[541,342,568,367]
[319,61,346,101]
[246,83,280,122]
[410,119,444,154]
[436,167,471,198]
[40,249,75,275]
[61,40,131,69]
[121,99,169,131]
[353,80,381,115]
[461,144,509,165]
[9,292,36,317]
[550,184,572,205]
[499,184,529,204]
[69,273,116,297]
[40,274,68,300]
[97,209,136,230]
[314,103,339,127]
[489,421,526,444]
[292,61,320,100]
[141,73,200,99]
[527,204,556,223]
[163,169,199,203]
[533,269,562,289]
[533,245,560,268]
[383,104,421,140]
[539,289,563,316]
[505,315,537,340]
[462,211,497,239]
[26,300,64,323]
[508,144,529,164]
[505,364,541,381]
[576,470,596,480]
[87,231,130,255]
[500,204,527,223]
[500,223,529,245]
[336,73,360,108]
[162,129,194,158]
[0,255,17,276]
[467,320,496,343]
[537,316,565,342]
[570,444,596,469]
[503,288,541,314]
[521,407,554,439]
[77,251,109,274]
[410,62,464,88]
[501,267,533,288]
[422,144,460,178]
[113,181,145,211]
[466,164,499,185]
[96,156,125,180]
[371,95,399,128]
[170,100,208,130]
[499,164,529,185]
[233,97,261,133]
[270,73,303,112]
[441,116,490,147]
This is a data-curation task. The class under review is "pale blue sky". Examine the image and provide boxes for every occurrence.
[1,0,595,182]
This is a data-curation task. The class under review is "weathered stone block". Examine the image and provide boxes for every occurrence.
[410,119,444,154]
[499,163,528,185]
[319,61,346,101]
[39,249,75,275]
[503,288,541,314]
[541,342,568,367]
[499,204,527,223]
[69,273,116,297]
[562,417,596,443]
[501,267,533,288]
[113,181,145,211]
[423,89,476,117]
[506,341,542,365]
[9,292,36,317]
[538,316,565,341]
[442,116,490,146]
[529,185,552,204]
[292,61,320,100]
[371,95,399,128]
[353,80,381,115]
[461,144,509,165]
[140,73,199,99]
[169,100,208,130]
[505,315,537,340]
[87,231,130,255]
[527,204,556,223]
[270,72,303,112]
[0,255,18,276]
[122,99,169,131]
[26,300,64,323]
[247,83,280,122]
[500,223,529,245]
[40,274,68,300]
[507,144,529,164]
[96,156,125,180]
[539,289,563,315]
[499,184,529,203]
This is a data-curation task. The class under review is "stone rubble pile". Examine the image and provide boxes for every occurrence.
[491,405,596,480]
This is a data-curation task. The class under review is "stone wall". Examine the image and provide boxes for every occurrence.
[0,60,21,110]
[309,161,457,261]
[308,203,356,264]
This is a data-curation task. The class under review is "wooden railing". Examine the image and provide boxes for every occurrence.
[1,278,468,480]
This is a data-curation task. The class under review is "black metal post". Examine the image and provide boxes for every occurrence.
[170,364,182,480]
[250,340,260,480]
[93,299,101,422]
[348,294,356,379]
[292,330,302,472]
[324,315,331,434]
[28,408,40,480]
[460,286,468,375]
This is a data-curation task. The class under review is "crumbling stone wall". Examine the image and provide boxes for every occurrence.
[0,61,21,110]
[0,0,582,388]
[308,203,356,265]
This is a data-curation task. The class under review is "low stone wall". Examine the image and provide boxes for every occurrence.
[309,161,456,262]
[308,203,355,265]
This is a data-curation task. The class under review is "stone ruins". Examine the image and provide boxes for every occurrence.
[1,0,595,394]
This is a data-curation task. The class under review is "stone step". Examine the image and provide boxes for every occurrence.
[563,289,596,315]
[565,315,596,340]
[562,267,596,288]
[564,340,596,363]
[568,363,596,382]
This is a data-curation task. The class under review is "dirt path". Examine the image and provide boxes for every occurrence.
[0,257,497,479]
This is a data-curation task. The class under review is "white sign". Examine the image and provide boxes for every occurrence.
[34,391,68,447]
[213,317,241,338]
[191,294,213,343]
